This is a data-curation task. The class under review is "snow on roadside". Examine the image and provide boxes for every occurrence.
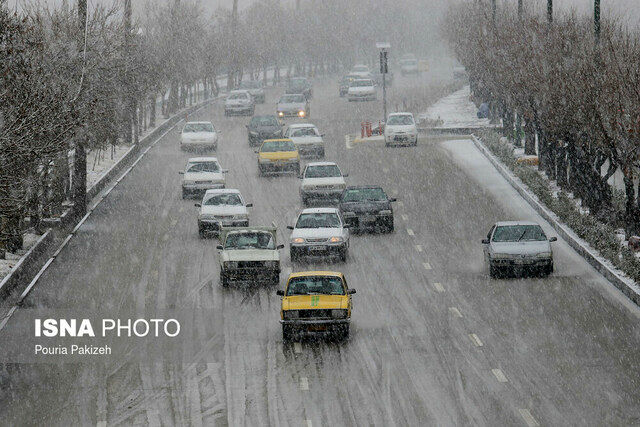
[86,145,133,189]
[418,85,496,129]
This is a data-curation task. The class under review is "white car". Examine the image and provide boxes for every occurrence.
[384,112,418,146]
[288,208,350,262]
[179,157,227,199]
[400,57,419,75]
[224,90,255,116]
[284,123,325,158]
[195,189,252,238]
[277,94,310,118]
[299,162,347,205]
[482,221,557,278]
[180,121,219,151]
[217,227,284,287]
[347,78,376,102]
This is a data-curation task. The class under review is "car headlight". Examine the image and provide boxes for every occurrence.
[537,252,552,258]
[342,211,356,217]
[264,260,279,269]
[224,261,238,269]
[292,237,305,244]
[331,309,348,319]
[199,214,216,220]
[329,236,343,243]
[298,110,305,117]
[278,111,284,117]
[492,253,512,259]
[249,131,258,136]
[379,210,392,215]
[283,310,299,319]
[183,180,195,185]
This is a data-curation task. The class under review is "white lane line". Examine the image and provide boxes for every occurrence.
[0,306,18,332]
[294,342,302,354]
[402,214,409,221]
[407,229,414,236]
[306,420,313,427]
[518,409,539,427]
[433,282,445,292]
[52,234,73,258]
[448,307,462,317]
[469,334,483,347]
[300,377,309,391]
[18,258,54,304]
[415,245,422,252]
[491,368,508,383]
[345,135,353,150]
[383,167,389,173]
[422,262,432,270]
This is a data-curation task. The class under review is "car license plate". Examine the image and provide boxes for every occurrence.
[394,135,406,141]
[308,325,326,331]
[310,245,326,251]
[362,215,376,222]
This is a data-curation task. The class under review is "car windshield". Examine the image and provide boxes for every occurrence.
[261,140,296,152]
[353,65,368,72]
[250,116,279,127]
[186,161,220,173]
[342,188,386,202]
[290,127,318,137]
[305,165,341,178]
[229,92,248,100]
[351,80,373,87]
[280,94,304,103]
[387,115,414,125]
[239,81,261,89]
[492,225,547,242]
[296,212,340,228]
[286,276,345,296]
[203,193,242,206]
[224,231,275,250]
[184,123,214,132]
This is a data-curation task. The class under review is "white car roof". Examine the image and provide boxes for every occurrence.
[353,79,373,83]
[388,112,414,117]
[185,121,213,125]
[187,157,218,163]
[306,161,338,167]
[204,188,241,196]
[288,123,317,129]
[495,221,540,226]
[300,207,340,214]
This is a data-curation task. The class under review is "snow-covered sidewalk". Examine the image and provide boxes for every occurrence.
[418,85,499,131]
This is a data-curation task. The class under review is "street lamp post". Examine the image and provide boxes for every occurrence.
[547,0,553,24]
[594,0,601,42]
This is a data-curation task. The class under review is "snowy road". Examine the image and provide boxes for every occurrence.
[1,74,640,426]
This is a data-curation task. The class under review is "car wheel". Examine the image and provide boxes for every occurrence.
[339,248,347,262]
[412,136,418,146]
[182,189,188,199]
[301,196,308,206]
[198,228,206,239]
[220,273,229,287]
[386,219,394,233]
[282,324,293,342]
[318,148,325,158]
[224,110,229,117]
[489,264,499,278]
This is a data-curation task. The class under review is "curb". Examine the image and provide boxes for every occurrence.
[0,230,54,299]
[470,134,640,306]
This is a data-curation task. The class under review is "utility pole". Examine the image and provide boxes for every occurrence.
[594,0,601,42]
[518,0,523,19]
[72,0,87,220]
[227,0,239,90]
[491,0,496,22]
[377,42,390,123]
[547,0,553,24]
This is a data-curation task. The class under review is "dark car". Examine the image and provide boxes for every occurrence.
[339,186,396,233]
[286,77,312,100]
[246,115,283,146]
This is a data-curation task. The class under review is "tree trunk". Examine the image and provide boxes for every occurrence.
[149,94,156,127]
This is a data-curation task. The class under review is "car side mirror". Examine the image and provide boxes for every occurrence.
[286,226,294,230]
[321,133,326,137]
[222,169,229,173]
[276,244,285,249]
[195,203,201,207]
[389,197,397,202]
[342,173,349,178]
[178,171,184,175]
[276,290,285,296]
[246,203,253,207]
[347,289,356,295]
[216,245,223,250]
[481,239,489,244]
[254,150,259,154]
[549,237,558,242]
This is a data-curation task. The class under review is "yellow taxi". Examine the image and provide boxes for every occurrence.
[276,271,355,341]
[256,138,300,176]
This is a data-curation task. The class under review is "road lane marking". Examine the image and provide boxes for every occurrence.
[402,214,409,221]
[469,334,483,347]
[407,229,414,236]
[294,342,302,354]
[491,368,508,383]
[448,307,462,317]
[415,245,422,252]
[433,282,444,292]
[345,135,353,149]
[383,167,389,173]
[306,420,313,427]
[423,262,432,270]
[300,377,309,390]
[518,409,539,427]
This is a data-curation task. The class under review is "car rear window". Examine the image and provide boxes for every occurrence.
[224,231,274,250]
[286,276,345,295]
[492,225,547,242]
[280,94,304,103]
[184,123,214,132]
[261,140,296,152]
[342,188,386,202]
[186,161,220,173]
[387,115,414,125]
[304,165,341,178]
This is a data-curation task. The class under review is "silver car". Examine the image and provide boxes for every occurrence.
[482,221,557,278]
